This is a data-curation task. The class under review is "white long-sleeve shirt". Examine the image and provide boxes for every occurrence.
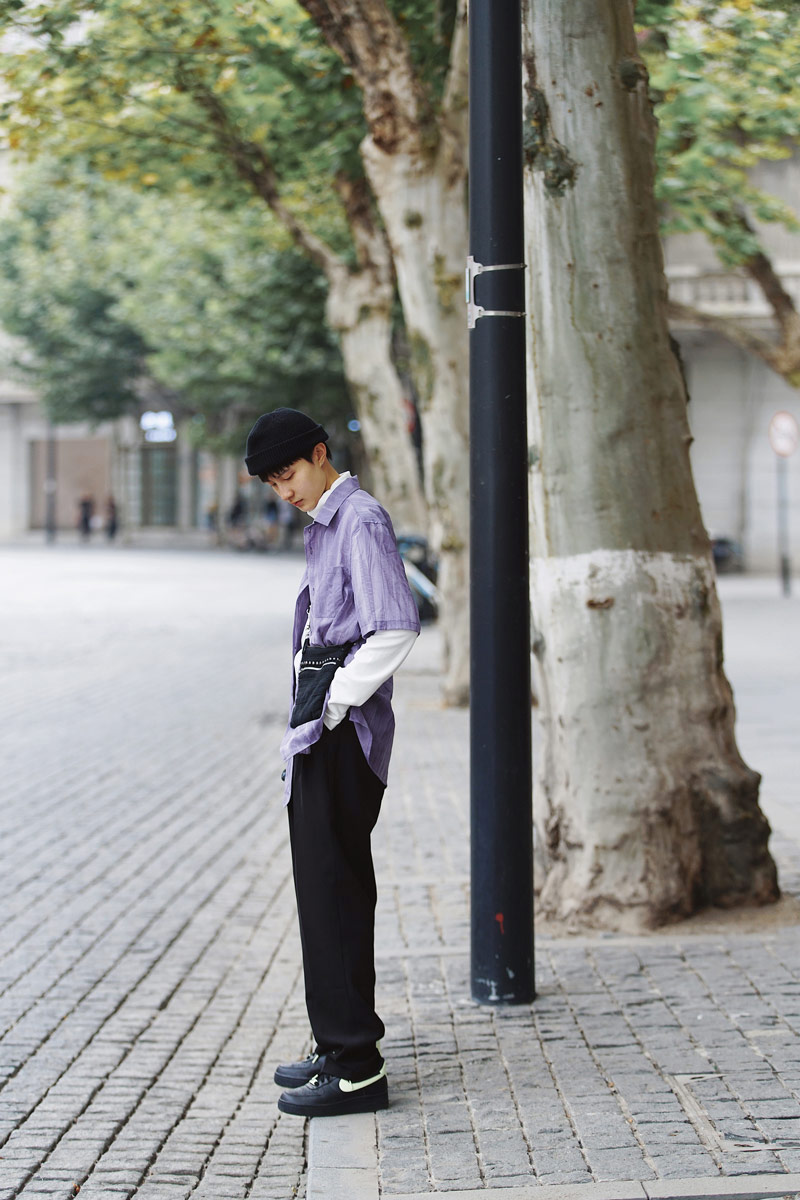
[296,473,419,729]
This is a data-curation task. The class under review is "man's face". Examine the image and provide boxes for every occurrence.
[265,445,328,512]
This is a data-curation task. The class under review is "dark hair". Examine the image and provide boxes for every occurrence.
[259,442,332,483]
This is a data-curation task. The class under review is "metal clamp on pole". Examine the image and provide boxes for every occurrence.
[466,255,526,329]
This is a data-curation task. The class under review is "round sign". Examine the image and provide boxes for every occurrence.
[768,410,799,458]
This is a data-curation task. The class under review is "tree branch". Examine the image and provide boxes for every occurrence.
[54,114,202,155]
[743,246,800,343]
[671,210,800,384]
[183,75,341,277]
[298,0,430,156]
[333,172,393,293]
[119,95,226,140]
[667,299,789,373]
[437,0,469,181]
[716,208,800,347]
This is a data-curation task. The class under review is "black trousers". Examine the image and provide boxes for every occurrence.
[288,719,385,1081]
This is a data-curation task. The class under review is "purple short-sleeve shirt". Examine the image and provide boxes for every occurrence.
[279,475,420,804]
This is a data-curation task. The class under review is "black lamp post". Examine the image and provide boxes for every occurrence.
[468,0,535,1004]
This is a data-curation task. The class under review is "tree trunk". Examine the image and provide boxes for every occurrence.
[361,139,470,703]
[522,0,779,930]
[358,6,470,704]
[299,0,472,703]
[324,256,427,532]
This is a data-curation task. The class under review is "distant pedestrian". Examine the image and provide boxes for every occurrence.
[263,496,279,547]
[244,408,419,1118]
[77,493,94,541]
[105,496,118,541]
[228,493,246,527]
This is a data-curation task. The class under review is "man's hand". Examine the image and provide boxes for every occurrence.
[323,698,349,730]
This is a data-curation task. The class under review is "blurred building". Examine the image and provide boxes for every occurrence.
[0,141,245,543]
[0,375,242,542]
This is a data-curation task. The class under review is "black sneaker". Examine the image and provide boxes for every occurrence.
[274,1053,325,1089]
[277,1068,389,1117]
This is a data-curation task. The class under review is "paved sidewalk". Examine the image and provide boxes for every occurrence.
[2,550,800,1200]
[314,577,800,1200]
[0,547,311,1200]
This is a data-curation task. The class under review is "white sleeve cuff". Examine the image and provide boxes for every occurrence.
[323,628,418,728]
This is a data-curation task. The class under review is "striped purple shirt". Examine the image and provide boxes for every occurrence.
[280,475,420,804]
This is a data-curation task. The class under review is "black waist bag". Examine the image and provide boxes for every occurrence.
[290,639,351,728]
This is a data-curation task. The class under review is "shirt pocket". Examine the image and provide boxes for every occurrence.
[312,567,352,621]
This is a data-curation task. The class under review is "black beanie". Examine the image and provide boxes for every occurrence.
[244,408,328,477]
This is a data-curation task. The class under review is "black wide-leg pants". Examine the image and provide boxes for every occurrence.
[288,718,385,1081]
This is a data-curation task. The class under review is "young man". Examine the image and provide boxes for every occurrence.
[245,408,420,1118]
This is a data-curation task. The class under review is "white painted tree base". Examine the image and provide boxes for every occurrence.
[531,549,776,930]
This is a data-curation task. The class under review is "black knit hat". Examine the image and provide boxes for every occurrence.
[244,408,328,477]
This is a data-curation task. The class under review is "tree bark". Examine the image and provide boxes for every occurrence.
[522,0,779,929]
[301,0,471,703]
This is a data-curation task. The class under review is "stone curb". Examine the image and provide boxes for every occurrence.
[381,1182,800,1200]
[305,1114,800,1200]
[377,1176,800,1200]
[380,1186,800,1200]
[307,1113,378,1200]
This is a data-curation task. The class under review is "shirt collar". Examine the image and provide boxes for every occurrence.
[309,473,360,527]
[307,471,351,521]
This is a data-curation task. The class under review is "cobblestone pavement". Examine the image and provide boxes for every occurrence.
[0,546,312,1200]
[3,549,800,1200]
[372,577,800,1197]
